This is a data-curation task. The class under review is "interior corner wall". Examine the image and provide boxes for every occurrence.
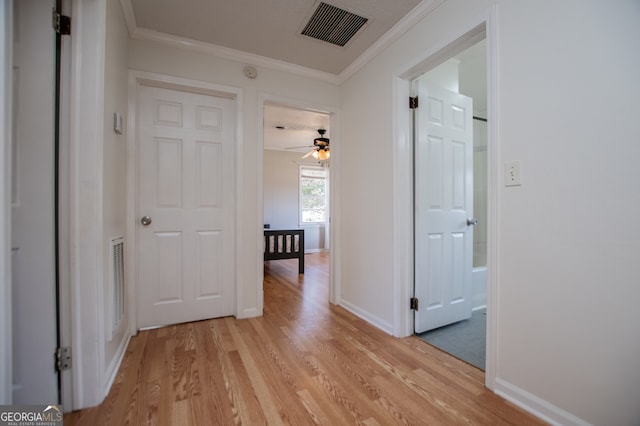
[128,39,340,318]
[102,0,130,392]
[339,0,640,424]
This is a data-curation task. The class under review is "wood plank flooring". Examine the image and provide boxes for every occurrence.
[65,253,545,425]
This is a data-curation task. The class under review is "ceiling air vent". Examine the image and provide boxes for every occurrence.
[301,2,368,47]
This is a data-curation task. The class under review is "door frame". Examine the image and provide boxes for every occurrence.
[391,7,499,389]
[126,70,244,333]
[257,93,341,306]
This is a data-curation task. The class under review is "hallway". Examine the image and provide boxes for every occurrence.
[64,253,542,425]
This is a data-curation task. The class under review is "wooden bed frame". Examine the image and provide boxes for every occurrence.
[264,229,304,274]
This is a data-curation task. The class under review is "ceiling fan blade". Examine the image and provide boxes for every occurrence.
[284,145,313,150]
[301,148,316,159]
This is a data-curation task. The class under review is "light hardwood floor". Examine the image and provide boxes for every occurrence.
[65,253,545,425]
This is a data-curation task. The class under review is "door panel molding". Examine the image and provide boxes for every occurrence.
[126,70,244,332]
[414,82,473,334]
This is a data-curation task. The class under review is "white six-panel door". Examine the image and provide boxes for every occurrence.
[414,82,474,334]
[137,85,236,329]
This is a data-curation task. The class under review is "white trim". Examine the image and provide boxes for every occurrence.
[257,93,341,305]
[303,248,328,254]
[494,378,590,426]
[391,76,413,338]
[126,70,245,328]
[339,0,445,83]
[125,73,137,337]
[132,27,341,85]
[58,0,74,411]
[102,333,130,399]
[69,0,107,409]
[118,0,444,86]
[0,0,13,405]
[484,4,500,392]
[118,0,136,37]
[340,299,393,335]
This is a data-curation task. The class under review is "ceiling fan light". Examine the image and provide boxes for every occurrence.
[317,149,329,160]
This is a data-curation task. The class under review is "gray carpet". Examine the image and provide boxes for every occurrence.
[416,309,486,370]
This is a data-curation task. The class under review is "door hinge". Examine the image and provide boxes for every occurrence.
[410,297,419,310]
[409,96,418,109]
[55,347,72,372]
[52,10,71,35]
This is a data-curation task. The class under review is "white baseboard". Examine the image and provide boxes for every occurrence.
[237,307,260,319]
[493,378,590,426]
[102,332,131,399]
[339,299,394,335]
[304,248,328,254]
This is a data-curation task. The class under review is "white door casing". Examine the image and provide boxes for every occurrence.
[414,82,474,334]
[11,0,58,403]
[137,85,236,329]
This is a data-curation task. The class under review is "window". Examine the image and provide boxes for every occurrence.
[299,165,326,224]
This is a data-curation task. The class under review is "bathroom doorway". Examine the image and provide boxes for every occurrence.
[413,38,488,370]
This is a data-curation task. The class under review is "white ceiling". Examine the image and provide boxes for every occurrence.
[263,104,330,152]
[123,0,446,153]
[127,0,423,75]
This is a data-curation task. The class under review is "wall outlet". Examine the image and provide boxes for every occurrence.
[504,161,522,186]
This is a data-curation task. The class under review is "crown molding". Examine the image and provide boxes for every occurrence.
[119,0,445,86]
[131,27,341,85]
[119,0,137,37]
[338,0,445,83]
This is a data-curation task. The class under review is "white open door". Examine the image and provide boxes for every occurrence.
[11,0,59,403]
[137,85,236,329]
[414,82,474,334]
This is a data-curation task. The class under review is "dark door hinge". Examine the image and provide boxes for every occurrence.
[409,96,418,109]
[410,297,419,310]
[55,347,72,372]
[52,10,71,35]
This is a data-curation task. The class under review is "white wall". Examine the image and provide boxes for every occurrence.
[340,0,640,424]
[102,0,130,394]
[128,39,340,318]
[263,150,300,229]
[263,149,325,252]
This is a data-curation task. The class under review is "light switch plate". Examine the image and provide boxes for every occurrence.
[504,161,522,186]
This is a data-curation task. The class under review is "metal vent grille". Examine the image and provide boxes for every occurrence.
[301,2,368,47]
[110,237,125,338]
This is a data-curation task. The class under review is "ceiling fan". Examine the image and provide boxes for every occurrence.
[302,129,330,160]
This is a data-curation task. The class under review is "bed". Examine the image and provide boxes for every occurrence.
[263,229,305,274]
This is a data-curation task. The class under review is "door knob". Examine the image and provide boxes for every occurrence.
[140,215,152,226]
[466,218,478,226]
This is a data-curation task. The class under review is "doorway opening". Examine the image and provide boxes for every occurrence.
[411,35,489,370]
[262,103,332,291]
